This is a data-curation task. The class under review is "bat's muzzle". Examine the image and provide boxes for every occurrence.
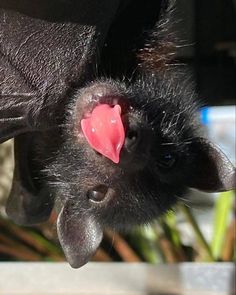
[81,102,150,168]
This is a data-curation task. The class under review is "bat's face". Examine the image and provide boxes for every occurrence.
[43,76,235,268]
[57,78,196,227]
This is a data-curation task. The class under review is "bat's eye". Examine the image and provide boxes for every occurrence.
[157,153,177,169]
[87,185,108,203]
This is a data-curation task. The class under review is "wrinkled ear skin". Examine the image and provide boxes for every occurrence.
[186,138,235,193]
[57,200,103,268]
[6,133,54,225]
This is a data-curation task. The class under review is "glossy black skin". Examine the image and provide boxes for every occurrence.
[0,0,235,268]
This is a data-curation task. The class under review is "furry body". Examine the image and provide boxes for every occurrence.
[0,0,235,267]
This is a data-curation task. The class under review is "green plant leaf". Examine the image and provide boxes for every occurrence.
[181,204,214,261]
[211,191,235,260]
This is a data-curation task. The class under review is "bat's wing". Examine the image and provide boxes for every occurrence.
[0,1,121,229]
[0,0,121,142]
[0,55,38,143]
[6,133,55,225]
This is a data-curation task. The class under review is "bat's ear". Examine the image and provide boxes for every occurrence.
[6,134,54,225]
[186,138,235,192]
[57,200,103,268]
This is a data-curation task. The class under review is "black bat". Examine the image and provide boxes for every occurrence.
[0,0,235,268]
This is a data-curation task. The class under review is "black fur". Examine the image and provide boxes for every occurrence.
[0,0,235,268]
[45,72,199,228]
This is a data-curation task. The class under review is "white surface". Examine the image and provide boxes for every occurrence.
[0,262,234,295]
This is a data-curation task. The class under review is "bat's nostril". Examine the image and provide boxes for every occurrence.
[124,129,140,152]
[120,124,151,170]
[127,130,138,141]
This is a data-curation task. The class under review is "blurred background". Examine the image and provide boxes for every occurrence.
[0,0,235,264]
[175,0,236,105]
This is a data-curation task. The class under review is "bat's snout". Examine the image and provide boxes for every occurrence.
[81,101,150,169]
[77,82,151,168]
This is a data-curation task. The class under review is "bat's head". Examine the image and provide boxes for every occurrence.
[48,76,235,268]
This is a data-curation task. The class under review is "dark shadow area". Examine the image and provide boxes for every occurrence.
[99,0,162,78]
[0,0,120,24]
[194,0,236,105]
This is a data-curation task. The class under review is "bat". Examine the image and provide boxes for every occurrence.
[0,0,235,268]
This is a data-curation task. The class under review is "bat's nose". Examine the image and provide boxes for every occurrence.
[124,127,141,153]
[120,121,151,169]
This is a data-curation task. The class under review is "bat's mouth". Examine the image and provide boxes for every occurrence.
[80,102,151,168]
[81,103,125,163]
[75,81,151,170]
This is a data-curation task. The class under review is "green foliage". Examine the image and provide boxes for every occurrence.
[211,191,235,260]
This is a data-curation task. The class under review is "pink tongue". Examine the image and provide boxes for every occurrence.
[81,104,125,163]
